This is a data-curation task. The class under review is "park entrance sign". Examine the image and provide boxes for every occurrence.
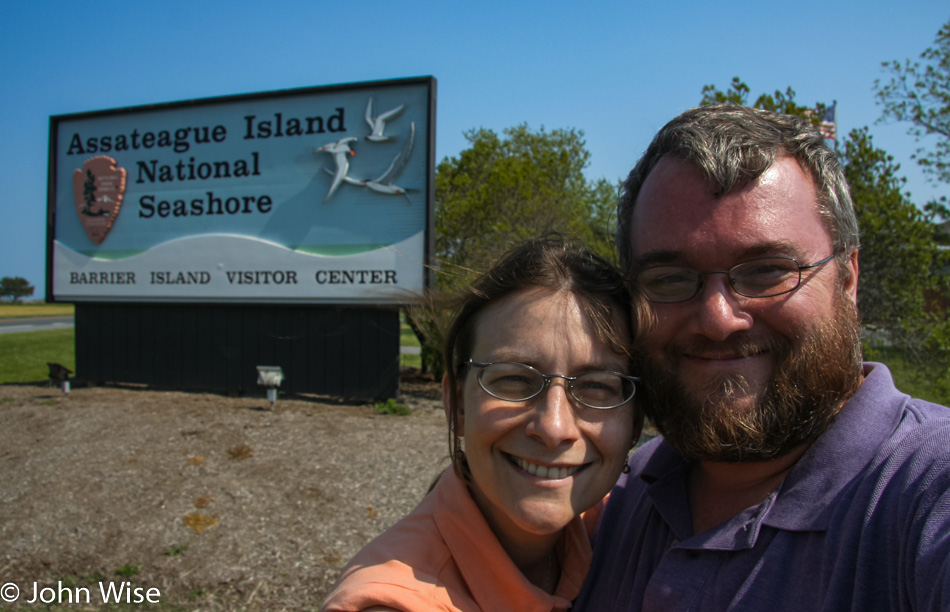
[46,78,436,400]
[47,77,434,304]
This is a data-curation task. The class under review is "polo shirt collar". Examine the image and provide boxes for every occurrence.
[764,362,903,531]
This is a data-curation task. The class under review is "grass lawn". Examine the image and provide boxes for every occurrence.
[866,347,950,406]
[400,322,420,347]
[400,352,422,369]
[0,328,76,384]
[0,302,74,318]
[400,321,422,369]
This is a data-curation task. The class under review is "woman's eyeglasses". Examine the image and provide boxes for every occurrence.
[463,360,638,410]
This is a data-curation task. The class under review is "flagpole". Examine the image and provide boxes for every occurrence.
[833,99,838,153]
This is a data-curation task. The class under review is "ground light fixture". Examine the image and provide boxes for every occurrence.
[256,365,284,410]
[47,362,73,394]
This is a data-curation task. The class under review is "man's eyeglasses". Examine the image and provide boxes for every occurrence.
[636,253,837,304]
[463,360,638,410]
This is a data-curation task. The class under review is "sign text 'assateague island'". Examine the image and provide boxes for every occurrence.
[48,77,435,303]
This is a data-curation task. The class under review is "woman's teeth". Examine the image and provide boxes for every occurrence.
[513,456,579,480]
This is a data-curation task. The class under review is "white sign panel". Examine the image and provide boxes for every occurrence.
[48,77,435,303]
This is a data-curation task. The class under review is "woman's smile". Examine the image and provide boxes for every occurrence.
[506,452,587,481]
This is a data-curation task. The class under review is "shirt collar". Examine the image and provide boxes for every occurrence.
[764,362,903,530]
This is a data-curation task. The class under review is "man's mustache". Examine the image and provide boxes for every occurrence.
[666,333,786,360]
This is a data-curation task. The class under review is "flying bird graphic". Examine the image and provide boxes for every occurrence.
[361,121,415,203]
[322,122,416,204]
[314,137,357,202]
[364,97,406,142]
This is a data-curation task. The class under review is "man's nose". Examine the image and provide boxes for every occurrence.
[690,274,754,341]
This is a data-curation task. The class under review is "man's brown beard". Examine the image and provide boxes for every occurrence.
[639,292,864,463]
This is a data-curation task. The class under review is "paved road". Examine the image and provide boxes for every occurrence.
[0,315,74,335]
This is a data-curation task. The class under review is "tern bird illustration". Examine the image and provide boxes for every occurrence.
[363,121,415,203]
[365,97,406,142]
[314,136,357,202]
[322,122,416,204]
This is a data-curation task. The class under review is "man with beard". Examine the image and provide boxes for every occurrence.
[574,105,950,611]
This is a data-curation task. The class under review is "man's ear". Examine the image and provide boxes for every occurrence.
[442,373,464,437]
[843,249,859,304]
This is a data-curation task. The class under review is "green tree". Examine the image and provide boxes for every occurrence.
[839,130,949,401]
[408,124,618,375]
[0,276,35,303]
[839,127,947,326]
[874,18,950,184]
[435,124,616,283]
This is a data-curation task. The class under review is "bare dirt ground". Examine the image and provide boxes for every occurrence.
[0,372,448,611]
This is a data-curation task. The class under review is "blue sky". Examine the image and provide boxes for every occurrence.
[2,1,948,299]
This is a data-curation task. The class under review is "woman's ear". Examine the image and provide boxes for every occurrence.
[442,373,464,437]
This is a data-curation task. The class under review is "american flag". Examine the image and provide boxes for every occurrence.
[819,102,837,141]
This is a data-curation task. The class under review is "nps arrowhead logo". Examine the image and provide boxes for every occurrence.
[72,156,127,244]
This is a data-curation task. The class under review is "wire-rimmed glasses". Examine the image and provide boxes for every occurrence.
[636,253,837,303]
[464,360,638,410]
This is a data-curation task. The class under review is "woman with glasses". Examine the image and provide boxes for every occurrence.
[322,235,645,611]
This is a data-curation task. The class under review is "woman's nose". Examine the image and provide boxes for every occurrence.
[525,380,581,447]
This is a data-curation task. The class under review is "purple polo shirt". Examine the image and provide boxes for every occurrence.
[575,363,950,611]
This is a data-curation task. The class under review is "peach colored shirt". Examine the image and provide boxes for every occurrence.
[321,469,597,611]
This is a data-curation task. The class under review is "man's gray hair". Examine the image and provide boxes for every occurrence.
[617,105,859,270]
